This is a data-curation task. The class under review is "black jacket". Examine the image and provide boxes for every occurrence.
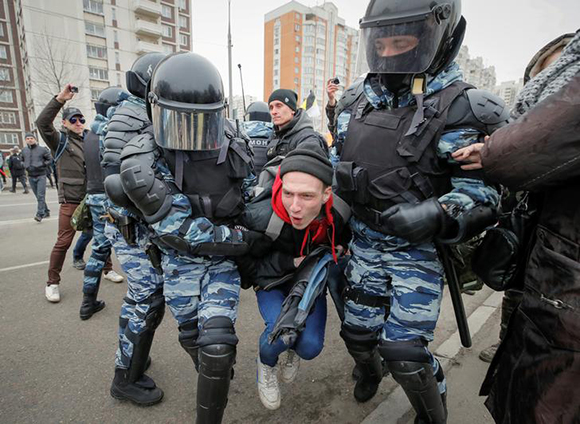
[237,188,350,290]
[266,109,328,161]
[35,97,86,204]
[7,153,25,177]
[22,144,52,177]
[480,74,580,424]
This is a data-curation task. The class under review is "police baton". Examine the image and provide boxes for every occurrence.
[436,243,472,348]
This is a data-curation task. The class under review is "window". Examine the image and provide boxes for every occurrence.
[113,30,118,43]
[0,90,13,103]
[295,35,300,42]
[304,46,314,54]
[0,112,16,124]
[89,66,108,81]
[295,24,300,32]
[91,89,102,101]
[180,34,188,46]
[295,67,299,74]
[274,79,279,86]
[0,133,19,145]
[0,23,4,37]
[295,13,300,19]
[274,48,279,55]
[162,25,172,37]
[0,45,7,59]
[163,44,174,54]
[0,68,9,81]
[274,70,278,76]
[85,22,105,37]
[86,44,107,59]
[83,0,103,15]
[117,72,122,86]
[161,5,172,19]
[294,57,299,63]
[294,78,299,84]
[179,15,188,28]
[295,46,300,53]
[274,38,279,45]
[115,52,120,65]
[274,59,279,66]
[305,36,314,45]
[111,7,116,21]
[179,0,187,10]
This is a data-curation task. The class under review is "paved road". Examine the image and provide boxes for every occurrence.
[0,187,499,424]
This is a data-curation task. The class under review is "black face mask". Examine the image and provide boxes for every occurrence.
[380,74,413,94]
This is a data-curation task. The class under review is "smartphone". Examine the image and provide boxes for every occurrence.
[70,86,79,93]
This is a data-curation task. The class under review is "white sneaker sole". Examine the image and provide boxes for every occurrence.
[258,389,281,410]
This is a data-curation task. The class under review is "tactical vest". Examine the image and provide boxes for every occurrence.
[84,131,105,194]
[248,137,269,175]
[337,81,471,231]
[163,134,253,224]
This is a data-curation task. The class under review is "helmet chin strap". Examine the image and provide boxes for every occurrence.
[404,74,427,136]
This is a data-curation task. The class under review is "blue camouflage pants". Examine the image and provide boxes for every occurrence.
[105,220,164,369]
[82,194,113,294]
[343,218,445,383]
[161,253,241,330]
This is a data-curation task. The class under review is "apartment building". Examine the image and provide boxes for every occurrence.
[6,0,191,146]
[264,1,359,132]
[455,45,497,92]
[0,0,31,153]
[495,79,524,108]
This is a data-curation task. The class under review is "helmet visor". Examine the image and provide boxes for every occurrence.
[362,13,446,74]
[152,104,225,151]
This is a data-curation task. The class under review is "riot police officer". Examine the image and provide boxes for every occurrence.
[242,101,273,175]
[333,1,508,422]
[118,52,266,423]
[102,52,168,406]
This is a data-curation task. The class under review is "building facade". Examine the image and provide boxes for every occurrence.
[264,1,359,132]
[0,0,31,154]
[6,0,191,150]
[455,45,497,92]
[495,79,524,109]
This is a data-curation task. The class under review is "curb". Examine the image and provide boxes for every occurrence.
[362,290,503,424]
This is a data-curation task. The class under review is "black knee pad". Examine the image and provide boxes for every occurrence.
[197,316,238,348]
[178,319,199,353]
[340,324,379,352]
[144,291,165,331]
[378,339,431,363]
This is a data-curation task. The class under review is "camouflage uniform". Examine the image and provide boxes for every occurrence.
[81,116,113,295]
[100,95,167,371]
[335,64,500,394]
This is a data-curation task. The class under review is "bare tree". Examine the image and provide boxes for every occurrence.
[28,28,88,113]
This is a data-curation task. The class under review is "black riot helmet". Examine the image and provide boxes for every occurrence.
[126,52,166,99]
[360,0,465,77]
[95,86,128,117]
[245,101,271,122]
[148,52,226,151]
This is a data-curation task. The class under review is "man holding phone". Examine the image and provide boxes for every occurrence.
[36,83,88,303]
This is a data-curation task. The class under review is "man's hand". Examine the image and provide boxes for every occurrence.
[451,140,486,170]
[326,79,339,107]
[56,83,77,104]
[242,230,272,257]
[381,198,447,244]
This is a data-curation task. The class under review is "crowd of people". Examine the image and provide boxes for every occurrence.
[5,0,578,423]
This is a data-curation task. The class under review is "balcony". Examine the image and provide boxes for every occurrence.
[134,0,161,18]
[137,40,164,54]
[135,20,162,38]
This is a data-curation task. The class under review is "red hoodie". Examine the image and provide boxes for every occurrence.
[271,170,337,262]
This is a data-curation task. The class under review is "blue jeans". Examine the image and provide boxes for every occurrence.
[82,194,113,294]
[28,175,49,217]
[73,229,93,260]
[256,287,327,367]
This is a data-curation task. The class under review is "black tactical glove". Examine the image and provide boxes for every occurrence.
[381,198,453,244]
[241,229,272,257]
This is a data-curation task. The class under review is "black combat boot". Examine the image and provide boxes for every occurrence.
[79,292,105,320]
[110,368,164,406]
[352,349,384,402]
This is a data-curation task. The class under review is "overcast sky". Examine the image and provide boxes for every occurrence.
[192,0,580,100]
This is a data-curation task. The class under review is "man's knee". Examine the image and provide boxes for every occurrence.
[378,339,431,363]
[340,323,379,353]
[197,317,238,373]
[294,335,324,360]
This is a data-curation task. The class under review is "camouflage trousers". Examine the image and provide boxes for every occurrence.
[82,194,112,294]
[161,252,241,329]
[343,218,445,375]
[104,220,164,369]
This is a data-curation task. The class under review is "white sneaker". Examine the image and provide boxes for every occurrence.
[45,284,60,303]
[257,357,281,410]
[104,270,124,283]
[280,350,301,383]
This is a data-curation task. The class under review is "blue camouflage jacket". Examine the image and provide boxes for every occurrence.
[333,63,499,220]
